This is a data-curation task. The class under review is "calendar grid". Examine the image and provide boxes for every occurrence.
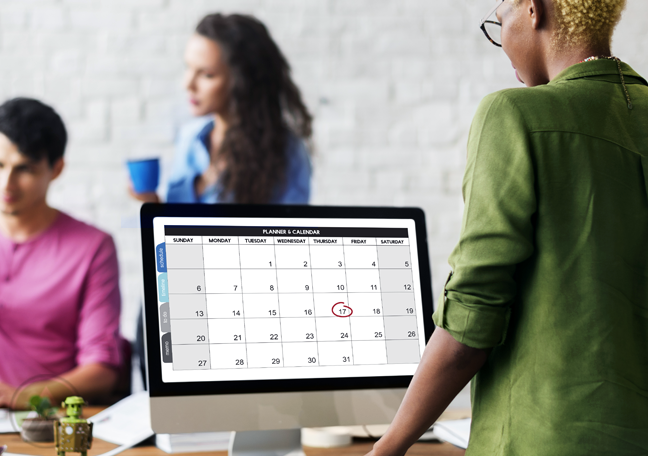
[163,226,421,372]
[194,267,415,270]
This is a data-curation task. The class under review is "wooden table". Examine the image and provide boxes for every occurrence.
[1,408,466,456]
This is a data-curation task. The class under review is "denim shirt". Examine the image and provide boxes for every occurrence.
[165,117,311,204]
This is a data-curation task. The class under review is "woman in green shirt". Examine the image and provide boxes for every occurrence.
[368,0,648,455]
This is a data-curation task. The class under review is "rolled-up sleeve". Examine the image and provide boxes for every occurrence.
[433,92,536,349]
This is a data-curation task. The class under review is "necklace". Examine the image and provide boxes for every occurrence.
[580,55,633,110]
[580,55,612,63]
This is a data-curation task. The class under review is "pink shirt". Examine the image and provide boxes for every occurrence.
[0,212,121,388]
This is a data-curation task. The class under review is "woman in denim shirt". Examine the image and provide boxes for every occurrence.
[132,13,313,385]
[133,13,312,205]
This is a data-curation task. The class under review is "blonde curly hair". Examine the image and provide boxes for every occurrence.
[512,0,627,47]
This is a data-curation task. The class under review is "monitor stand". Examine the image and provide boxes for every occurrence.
[229,429,306,456]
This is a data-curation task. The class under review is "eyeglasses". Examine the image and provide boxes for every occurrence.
[480,0,504,47]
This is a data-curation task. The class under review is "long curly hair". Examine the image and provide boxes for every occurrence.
[195,13,313,204]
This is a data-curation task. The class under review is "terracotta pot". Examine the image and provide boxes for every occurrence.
[20,418,57,443]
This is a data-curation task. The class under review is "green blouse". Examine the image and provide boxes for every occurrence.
[433,60,648,455]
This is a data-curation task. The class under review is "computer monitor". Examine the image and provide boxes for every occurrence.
[140,204,434,455]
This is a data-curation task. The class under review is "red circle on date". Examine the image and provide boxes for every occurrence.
[332,302,353,318]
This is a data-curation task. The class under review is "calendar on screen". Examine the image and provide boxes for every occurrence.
[152,217,427,383]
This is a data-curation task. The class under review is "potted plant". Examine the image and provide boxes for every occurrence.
[20,395,58,443]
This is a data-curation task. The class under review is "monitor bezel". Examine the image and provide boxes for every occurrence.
[141,203,434,398]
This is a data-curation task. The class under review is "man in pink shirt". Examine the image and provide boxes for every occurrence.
[0,98,122,408]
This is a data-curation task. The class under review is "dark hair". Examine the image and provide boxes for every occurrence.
[196,13,313,204]
[0,97,67,166]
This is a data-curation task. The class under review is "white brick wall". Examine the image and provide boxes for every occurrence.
[1,0,647,339]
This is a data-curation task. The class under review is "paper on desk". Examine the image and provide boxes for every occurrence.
[0,409,13,433]
[89,391,154,446]
[0,410,36,434]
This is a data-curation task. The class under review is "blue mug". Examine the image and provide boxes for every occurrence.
[127,158,160,194]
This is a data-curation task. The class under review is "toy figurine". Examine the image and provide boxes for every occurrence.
[54,397,93,456]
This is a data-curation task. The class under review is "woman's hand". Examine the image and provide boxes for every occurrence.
[365,440,407,456]
[363,328,489,456]
[128,184,160,203]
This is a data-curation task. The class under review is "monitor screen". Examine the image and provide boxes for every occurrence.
[141,204,433,401]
